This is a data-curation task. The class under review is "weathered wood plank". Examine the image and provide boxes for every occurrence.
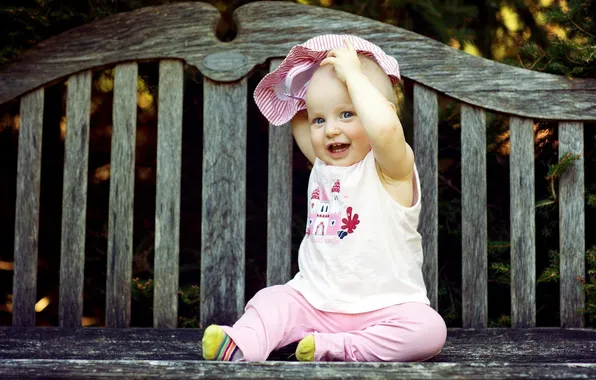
[0,360,595,379]
[106,63,138,328]
[201,79,247,327]
[233,4,595,122]
[558,122,585,328]
[461,104,487,328]
[266,59,293,286]
[59,71,92,328]
[413,84,439,310]
[0,327,595,363]
[153,60,184,328]
[0,3,221,104]
[1,3,595,121]
[509,116,536,328]
[12,89,44,327]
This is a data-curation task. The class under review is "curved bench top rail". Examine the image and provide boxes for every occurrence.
[0,1,595,120]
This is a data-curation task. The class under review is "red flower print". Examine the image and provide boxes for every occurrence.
[341,207,360,234]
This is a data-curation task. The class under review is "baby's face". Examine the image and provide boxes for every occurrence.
[305,65,371,167]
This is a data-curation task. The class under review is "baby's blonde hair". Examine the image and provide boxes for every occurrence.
[358,54,398,108]
[308,53,398,108]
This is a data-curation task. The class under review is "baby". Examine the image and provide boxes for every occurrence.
[201,35,447,362]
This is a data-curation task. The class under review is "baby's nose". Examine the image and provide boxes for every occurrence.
[325,121,341,136]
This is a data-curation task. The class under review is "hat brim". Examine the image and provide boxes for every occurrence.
[254,35,401,126]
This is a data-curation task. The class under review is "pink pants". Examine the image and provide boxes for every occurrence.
[221,285,447,362]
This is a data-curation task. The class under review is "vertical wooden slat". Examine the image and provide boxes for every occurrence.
[153,60,184,328]
[106,63,138,328]
[59,71,92,328]
[509,116,536,328]
[558,121,585,328]
[267,59,293,286]
[461,104,488,328]
[201,79,247,327]
[413,83,439,310]
[12,89,44,327]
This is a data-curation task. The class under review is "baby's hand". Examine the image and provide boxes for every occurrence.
[320,39,362,83]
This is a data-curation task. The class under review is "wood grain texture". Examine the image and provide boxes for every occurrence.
[201,79,247,327]
[59,71,92,328]
[0,361,595,379]
[266,59,293,286]
[558,122,585,328]
[413,84,439,310]
[0,3,221,104]
[12,89,44,327]
[203,51,249,72]
[0,329,596,379]
[461,104,488,328]
[153,60,184,328]
[1,327,596,363]
[1,2,595,120]
[106,63,138,328]
[509,117,536,328]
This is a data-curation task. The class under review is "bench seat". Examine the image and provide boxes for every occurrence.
[0,327,594,378]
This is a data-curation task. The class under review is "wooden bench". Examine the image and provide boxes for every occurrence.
[0,2,595,378]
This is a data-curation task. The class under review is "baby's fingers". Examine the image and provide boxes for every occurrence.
[344,38,356,53]
[320,57,337,66]
[327,47,351,58]
[326,49,339,58]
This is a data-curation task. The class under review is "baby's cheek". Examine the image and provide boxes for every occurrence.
[310,131,324,149]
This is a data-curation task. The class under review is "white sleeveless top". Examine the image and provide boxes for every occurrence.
[286,151,430,313]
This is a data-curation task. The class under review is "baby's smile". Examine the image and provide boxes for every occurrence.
[326,142,352,160]
[327,142,350,153]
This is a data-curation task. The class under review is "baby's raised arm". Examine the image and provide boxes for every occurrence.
[291,110,316,164]
[321,40,414,181]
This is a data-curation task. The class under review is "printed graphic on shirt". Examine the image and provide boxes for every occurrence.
[305,179,359,244]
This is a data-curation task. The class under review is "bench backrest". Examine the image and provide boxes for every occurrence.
[1,2,594,330]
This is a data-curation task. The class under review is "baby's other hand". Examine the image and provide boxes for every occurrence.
[320,39,362,83]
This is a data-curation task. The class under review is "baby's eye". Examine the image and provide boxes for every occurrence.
[340,111,354,119]
[312,117,325,125]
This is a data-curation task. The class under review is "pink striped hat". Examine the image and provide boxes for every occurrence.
[254,34,401,126]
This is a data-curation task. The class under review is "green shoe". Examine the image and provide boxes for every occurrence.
[296,334,315,362]
[202,324,241,361]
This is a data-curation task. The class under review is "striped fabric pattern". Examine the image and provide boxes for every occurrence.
[254,34,401,126]
[216,333,240,361]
